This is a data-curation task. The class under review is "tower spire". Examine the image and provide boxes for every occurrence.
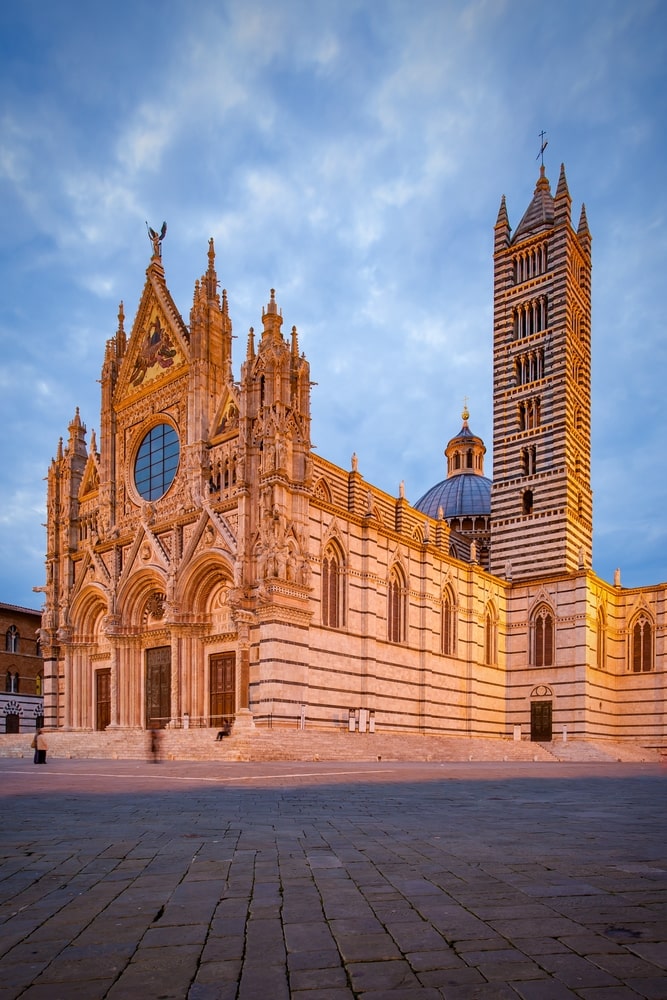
[490,164,592,579]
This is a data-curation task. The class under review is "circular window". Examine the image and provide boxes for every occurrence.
[134,423,180,500]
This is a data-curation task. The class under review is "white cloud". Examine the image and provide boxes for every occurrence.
[0,0,665,603]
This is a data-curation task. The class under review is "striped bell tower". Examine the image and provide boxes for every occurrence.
[490,163,593,580]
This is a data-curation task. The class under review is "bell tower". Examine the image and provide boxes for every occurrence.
[490,163,593,579]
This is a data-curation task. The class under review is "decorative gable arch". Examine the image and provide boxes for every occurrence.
[176,552,235,620]
[68,584,109,644]
[313,476,333,504]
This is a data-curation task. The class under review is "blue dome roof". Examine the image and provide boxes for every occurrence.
[414,474,491,519]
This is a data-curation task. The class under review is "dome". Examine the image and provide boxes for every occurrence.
[414,405,491,519]
[414,474,491,519]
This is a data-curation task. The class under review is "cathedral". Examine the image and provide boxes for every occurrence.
[40,164,665,744]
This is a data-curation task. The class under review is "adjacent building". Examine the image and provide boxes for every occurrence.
[1,603,43,733]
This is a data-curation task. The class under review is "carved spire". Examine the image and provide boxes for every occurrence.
[555,162,570,202]
[205,237,218,301]
[554,162,571,224]
[494,194,511,250]
[116,301,126,357]
[261,289,283,342]
[577,203,591,254]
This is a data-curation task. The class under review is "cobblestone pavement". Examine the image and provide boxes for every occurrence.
[1,758,666,999]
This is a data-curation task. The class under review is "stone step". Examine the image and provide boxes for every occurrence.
[0,728,660,763]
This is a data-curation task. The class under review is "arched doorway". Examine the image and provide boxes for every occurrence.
[5,713,20,734]
[530,684,553,741]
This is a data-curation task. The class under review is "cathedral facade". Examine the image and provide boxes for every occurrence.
[40,166,665,743]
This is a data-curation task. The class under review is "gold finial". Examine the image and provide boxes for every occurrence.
[462,396,469,422]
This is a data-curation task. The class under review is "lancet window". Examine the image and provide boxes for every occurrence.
[441,587,456,656]
[532,604,554,667]
[484,603,497,666]
[322,544,345,629]
[630,613,653,672]
[388,565,407,643]
[596,606,606,670]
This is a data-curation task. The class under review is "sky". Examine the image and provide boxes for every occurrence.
[1,0,666,611]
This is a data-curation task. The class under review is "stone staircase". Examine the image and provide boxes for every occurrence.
[0,727,661,764]
[540,737,660,763]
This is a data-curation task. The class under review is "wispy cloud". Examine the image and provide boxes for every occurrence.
[0,0,665,605]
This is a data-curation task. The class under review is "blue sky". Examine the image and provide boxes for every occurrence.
[1,0,665,610]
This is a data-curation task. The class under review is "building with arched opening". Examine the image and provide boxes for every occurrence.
[40,165,665,745]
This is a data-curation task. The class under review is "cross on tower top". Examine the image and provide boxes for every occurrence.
[536,130,548,166]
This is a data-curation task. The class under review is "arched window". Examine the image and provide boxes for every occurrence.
[388,566,406,643]
[532,604,554,667]
[596,606,606,670]
[441,587,456,656]
[5,626,18,653]
[630,614,653,672]
[322,545,345,629]
[484,603,497,666]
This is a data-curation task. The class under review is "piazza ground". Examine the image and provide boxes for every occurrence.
[1,758,666,999]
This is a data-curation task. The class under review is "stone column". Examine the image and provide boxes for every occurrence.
[170,630,181,726]
[104,615,121,728]
[232,610,255,731]
[58,627,73,730]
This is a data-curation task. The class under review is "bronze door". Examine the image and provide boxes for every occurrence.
[146,646,171,729]
[96,668,111,731]
[531,700,552,742]
[210,653,235,728]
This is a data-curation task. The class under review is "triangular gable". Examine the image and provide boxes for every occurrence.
[115,263,190,404]
[79,451,100,500]
[118,524,170,589]
[527,586,555,617]
[210,385,241,442]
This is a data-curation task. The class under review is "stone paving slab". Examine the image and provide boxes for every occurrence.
[1,759,666,998]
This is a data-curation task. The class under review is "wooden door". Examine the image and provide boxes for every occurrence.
[531,700,552,742]
[5,714,19,734]
[146,646,171,729]
[96,669,111,730]
[210,653,235,728]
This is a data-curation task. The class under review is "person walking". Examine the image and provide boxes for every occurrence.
[31,728,48,764]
